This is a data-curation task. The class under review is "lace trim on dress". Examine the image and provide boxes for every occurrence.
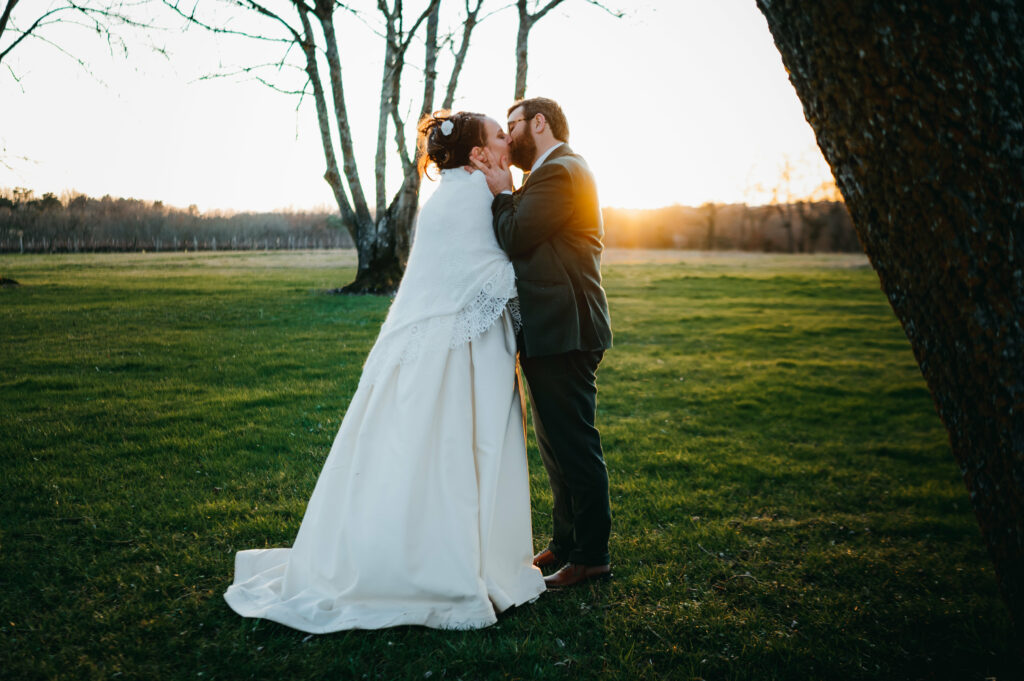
[450,262,518,347]
[358,263,519,387]
[507,297,522,335]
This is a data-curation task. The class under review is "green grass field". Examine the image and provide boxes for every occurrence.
[0,250,1017,680]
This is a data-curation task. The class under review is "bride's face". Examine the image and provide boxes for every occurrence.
[479,117,510,162]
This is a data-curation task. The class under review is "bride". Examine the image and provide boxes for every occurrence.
[223,111,546,633]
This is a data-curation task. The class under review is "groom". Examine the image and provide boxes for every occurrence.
[473,97,614,588]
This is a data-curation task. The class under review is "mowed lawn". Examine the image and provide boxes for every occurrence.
[0,250,1017,680]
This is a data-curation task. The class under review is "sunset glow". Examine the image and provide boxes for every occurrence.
[0,0,835,213]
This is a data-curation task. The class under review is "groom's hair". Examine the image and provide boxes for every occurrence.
[416,110,487,177]
[508,97,569,143]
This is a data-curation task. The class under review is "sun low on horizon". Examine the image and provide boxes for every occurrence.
[0,0,835,214]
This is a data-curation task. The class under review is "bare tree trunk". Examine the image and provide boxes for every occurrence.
[296,3,358,237]
[422,5,439,115]
[320,0,439,293]
[756,0,1024,634]
[701,201,717,250]
[386,1,445,266]
[513,0,620,100]
[514,0,565,100]
[375,23,398,221]
[442,0,485,110]
[314,1,372,228]
[325,0,444,294]
[771,203,797,253]
[513,6,531,100]
[797,201,830,254]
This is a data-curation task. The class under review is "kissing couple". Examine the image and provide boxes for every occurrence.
[223,97,614,632]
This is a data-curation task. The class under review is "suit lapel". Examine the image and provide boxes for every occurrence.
[519,144,574,192]
[543,143,574,164]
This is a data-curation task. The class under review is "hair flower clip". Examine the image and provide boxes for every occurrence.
[440,120,454,136]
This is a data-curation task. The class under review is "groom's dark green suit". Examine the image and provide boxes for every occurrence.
[491,143,613,566]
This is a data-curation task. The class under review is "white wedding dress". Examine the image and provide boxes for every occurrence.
[223,168,545,633]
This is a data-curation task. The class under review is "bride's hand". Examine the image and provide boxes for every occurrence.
[470,148,514,196]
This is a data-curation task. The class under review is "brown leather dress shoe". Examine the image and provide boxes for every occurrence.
[533,549,563,569]
[542,562,611,589]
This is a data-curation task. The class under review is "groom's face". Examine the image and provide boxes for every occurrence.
[506,106,537,171]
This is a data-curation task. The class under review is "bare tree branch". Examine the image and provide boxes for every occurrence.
[441,0,483,110]
[2,60,23,89]
[0,0,22,40]
[395,0,438,57]
[67,0,159,30]
[293,73,310,110]
[390,106,412,176]
[581,0,622,18]
[1,0,166,67]
[373,15,397,218]
[195,61,307,94]
[477,0,511,23]
[335,0,384,39]
[1,5,68,64]
[420,1,437,115]
[370,0,436,217]
[527,0,565,24]
[230,0,303,41]
[162,0,294,42]
[0,1,149,64]
[11,28,97,77]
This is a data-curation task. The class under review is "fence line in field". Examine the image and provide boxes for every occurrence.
[0,232,355,254]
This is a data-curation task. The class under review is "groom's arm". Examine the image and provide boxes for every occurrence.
[492,163,575,257]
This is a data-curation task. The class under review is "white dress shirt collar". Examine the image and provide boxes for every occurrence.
[530,142,565,173]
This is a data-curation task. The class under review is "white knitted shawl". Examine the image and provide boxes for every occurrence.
[359,168,518,386]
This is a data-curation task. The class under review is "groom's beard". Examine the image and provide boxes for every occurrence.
[509,133,537,171]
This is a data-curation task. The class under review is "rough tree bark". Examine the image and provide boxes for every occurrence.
[755,0,1024,631]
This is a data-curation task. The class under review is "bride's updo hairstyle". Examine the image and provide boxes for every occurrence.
[417,110,487,177]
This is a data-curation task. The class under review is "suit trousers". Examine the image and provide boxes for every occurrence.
[519,348,611,566]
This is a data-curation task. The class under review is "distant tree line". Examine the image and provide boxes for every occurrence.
[0,188,353,253]
[1,187,858,255]
[602,200,860,253]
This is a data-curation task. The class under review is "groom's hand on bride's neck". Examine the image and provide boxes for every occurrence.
[470,148,514,196]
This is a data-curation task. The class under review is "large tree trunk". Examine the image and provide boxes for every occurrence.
[331,232,404,295]
[755,0,1024,632]
[326,0,442,295]
[316,0,438,295]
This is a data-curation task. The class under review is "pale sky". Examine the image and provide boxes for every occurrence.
[0,0,834,213]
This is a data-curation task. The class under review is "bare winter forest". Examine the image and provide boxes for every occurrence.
[0,187,857,254]
[602,200,857,252]
[0,188,352,253]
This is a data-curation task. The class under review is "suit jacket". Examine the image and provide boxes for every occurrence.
[491,144,613,358]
